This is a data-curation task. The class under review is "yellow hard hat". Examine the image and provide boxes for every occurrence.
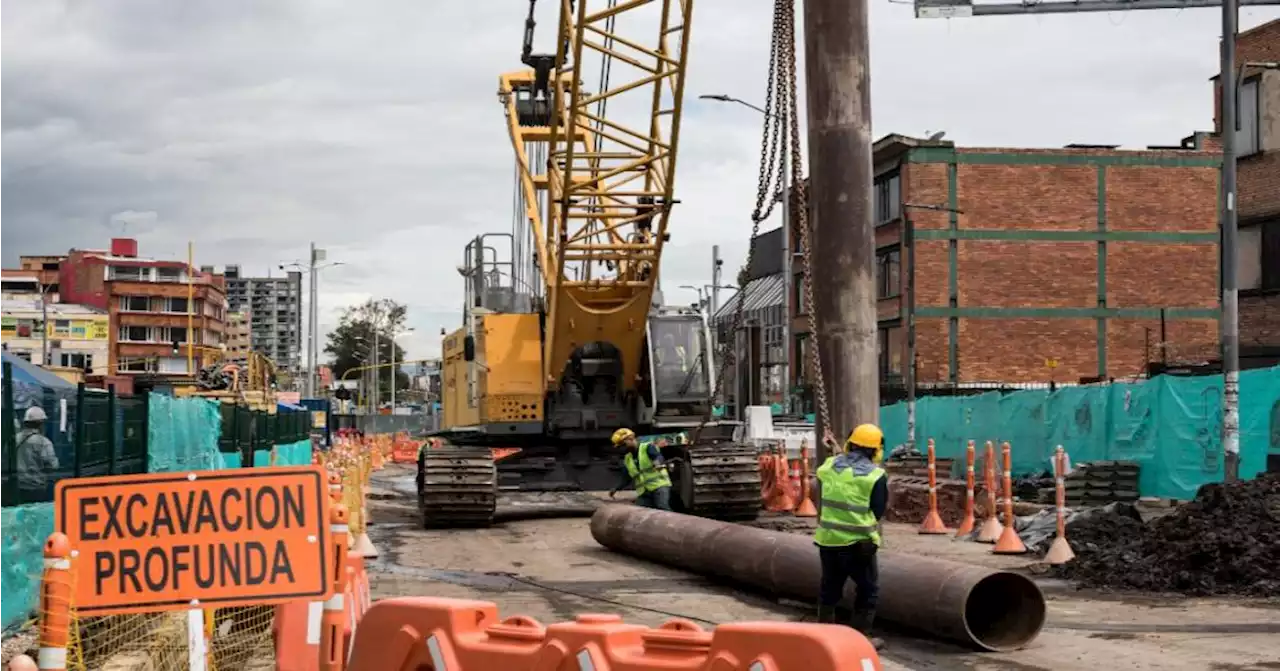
[846,423,885,463]
[611,428,636,446]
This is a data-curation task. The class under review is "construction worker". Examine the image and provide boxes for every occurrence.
[813,423,888,650]
[15,406,58,504]
[608,428,673,511]
[656,333,687,371]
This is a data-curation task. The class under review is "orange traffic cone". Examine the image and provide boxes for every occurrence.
[795,440,817,517]
[1044,446,1075,565]
[918,439,949,534]
[992,441,1027,555]
[954,440,976,538]
[975,441,1002,543]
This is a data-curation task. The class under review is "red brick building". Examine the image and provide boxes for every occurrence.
[58,238,227,377]
[787,134,1221,393]
[1213,19,1280,365]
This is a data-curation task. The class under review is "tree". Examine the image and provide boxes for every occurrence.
[324,298,411,401]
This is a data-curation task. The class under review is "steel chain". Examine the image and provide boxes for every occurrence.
[694,0,789,443]
[783,2,831,438]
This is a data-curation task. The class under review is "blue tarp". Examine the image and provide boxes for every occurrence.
[2,352,75,390]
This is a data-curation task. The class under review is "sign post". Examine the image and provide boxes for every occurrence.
[54,465,334,615]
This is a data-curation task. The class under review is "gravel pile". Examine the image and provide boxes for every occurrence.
[1054,473,1280,596]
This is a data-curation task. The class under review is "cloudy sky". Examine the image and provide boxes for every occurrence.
[4,1,1277,361]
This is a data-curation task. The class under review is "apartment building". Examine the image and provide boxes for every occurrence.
[782,134,1221,403]
[1,254,68,300]
[1213,19,1280,365]
[226,311,253,355]
[58,238,227,377]
[0,301,109,374]
[222,265,303,375]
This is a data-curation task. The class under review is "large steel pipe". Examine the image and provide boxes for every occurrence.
[590,505,1046,652]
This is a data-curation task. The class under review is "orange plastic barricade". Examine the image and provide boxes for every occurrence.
[347,597,882,671]
[276,551,370,671]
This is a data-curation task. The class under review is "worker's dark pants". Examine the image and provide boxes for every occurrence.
[635,485,672,511]
[818,541,879,612]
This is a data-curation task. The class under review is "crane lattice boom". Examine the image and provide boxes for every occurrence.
[500,0,695,391]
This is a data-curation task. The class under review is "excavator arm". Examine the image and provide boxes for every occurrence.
[499,0,695,395]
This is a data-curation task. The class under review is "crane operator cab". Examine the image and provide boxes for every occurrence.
[640,301,717,430]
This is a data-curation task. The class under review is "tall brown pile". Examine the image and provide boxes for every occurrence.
[1054,473,1280,596]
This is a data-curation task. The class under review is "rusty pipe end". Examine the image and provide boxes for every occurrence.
[961,571,1046,652]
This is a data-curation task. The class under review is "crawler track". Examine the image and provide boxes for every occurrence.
[672,443,762,521]
[416,445,498,528]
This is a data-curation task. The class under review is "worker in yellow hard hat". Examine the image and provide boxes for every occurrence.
[608,428,673,511]
[812,423,888,649]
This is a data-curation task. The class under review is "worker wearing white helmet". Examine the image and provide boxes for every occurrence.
[608,428,673,511]
[16,406,58,503]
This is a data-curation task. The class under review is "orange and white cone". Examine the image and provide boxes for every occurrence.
[992,441,1027,555]
[975,441,1003,543]
[918,439,949,534]
[1044,446,1075,565]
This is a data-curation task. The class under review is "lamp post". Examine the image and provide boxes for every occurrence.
[389,328,415,411]
[281,250,343,398]
[699,93,795,413]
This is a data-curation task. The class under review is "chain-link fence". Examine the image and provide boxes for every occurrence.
[2,365,150,508]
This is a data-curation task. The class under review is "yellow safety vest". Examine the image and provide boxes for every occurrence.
[813,457,885,547]
[624,443,672,495]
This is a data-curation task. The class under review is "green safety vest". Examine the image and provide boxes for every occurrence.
[624,443,672,494]
[813,457,885,547]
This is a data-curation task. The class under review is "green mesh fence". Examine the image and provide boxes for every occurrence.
[881,365,1280,500]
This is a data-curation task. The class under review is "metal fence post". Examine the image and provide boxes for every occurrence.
[142,391,151,472]
[73,383,86,478]
[107,384,118,476]
[2,362,16,507]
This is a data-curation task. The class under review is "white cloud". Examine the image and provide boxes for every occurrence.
[4,1,1276,363]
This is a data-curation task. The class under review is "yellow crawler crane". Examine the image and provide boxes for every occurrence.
[421,0,760,528]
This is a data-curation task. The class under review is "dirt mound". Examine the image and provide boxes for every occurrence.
[1054,473,1280,596]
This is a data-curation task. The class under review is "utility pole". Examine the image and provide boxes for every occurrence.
[306,242,318,398]
[802,0,879,461]
[911,0,1280,498]
[1220,0,1240,481]
[711,245,722,318]
[38,282,50,366]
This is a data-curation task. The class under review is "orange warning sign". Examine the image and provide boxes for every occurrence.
[55,465,334,615]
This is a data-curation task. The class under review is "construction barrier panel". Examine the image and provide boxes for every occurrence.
[346,597,883,671]
[879,364,1280,500]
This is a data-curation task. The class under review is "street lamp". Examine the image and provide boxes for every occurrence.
[678,284,706,311]
[281,248,344,398]
[700,92,795,412]
[389,327,415,410]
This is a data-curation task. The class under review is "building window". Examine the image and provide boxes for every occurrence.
[60,353,92,370]
[878,326,903,380]
[121,295,150,311]
[119,326,151,342]
[1238,77,1260,158]
[1242,220,1280,293]
[111,266,144,281]
[876,249,902,299]
[53,320,71,336]
[157,267,183,282]
[168,297,189,313]
[119,358,150,372]
[874,171,901,225]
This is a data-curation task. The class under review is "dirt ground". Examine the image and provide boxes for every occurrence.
[367,465,1280,671]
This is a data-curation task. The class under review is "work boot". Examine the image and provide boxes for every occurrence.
[850,609,885,650]
[816,605,838,624]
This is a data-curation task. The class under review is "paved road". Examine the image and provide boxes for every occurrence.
[367,466,1280,670]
